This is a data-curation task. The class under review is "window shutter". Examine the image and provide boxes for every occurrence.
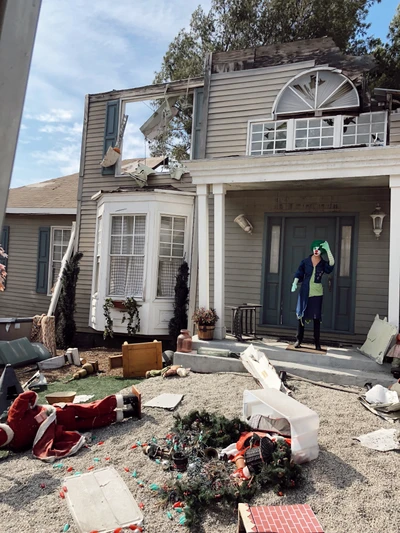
[191,88,204,160]
[36,227,50,294]
[0,226,9,288]
[102,99,120,175]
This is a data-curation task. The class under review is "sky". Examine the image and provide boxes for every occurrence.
[11,0,399,188]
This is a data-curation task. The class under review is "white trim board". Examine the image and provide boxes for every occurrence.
[6,207,77,215]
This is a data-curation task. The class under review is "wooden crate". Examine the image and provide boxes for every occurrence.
[122,341,162,378]
[108,355,123,370]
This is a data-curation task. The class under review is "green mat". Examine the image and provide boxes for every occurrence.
[37,374,142,405]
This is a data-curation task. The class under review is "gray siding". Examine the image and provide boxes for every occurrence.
[390,112,400,145]
[75,98,194,333]
[209,187,389,342]
[205,61,314,158]
[0,214,75,318]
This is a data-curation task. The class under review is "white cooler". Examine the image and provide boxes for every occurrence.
[243,389,319,464]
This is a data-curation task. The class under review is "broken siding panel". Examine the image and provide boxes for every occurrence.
[390,113,400,145]
[75,96,194,332]
[220,187,389,342]
[206,63,315,158]
[0,214,75,318]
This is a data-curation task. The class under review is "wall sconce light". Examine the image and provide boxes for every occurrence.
[234,214,253,234]
[370,203,386,239]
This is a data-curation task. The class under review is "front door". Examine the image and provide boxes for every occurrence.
[263,215,356,332]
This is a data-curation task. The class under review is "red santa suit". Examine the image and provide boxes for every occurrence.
[0,391,126,462]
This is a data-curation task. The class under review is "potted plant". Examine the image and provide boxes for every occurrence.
[192,307,219,340]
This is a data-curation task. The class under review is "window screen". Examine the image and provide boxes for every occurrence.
[109,215,146,298]
[157,216,186,297]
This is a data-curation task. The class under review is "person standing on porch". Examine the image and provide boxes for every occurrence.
[291,240,335,351]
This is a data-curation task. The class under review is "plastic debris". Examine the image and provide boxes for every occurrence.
[132,470,138,478]
[136,440,142,446]
[63,525,70,532]
[137,480,145,487]
[155,459,161,464]
[40,483,46,489]
[128,526,143,532]
[89,530,99,533]
[167,511,173,520]
[152,437,157,443]
[139,502,144,510]
[179,515,186,525]
[175,507,183,514]
[176,474,183,480]
[105,457,111,461]
[131,444,138,449]
[149,483,160,491]
[87,466,95,471]
[97,441,104,446]
[114,528,123,533]
[62,486,68,492]
[173,502,184,508]
[74,472,82,476]
[53,462,64,469]
[93,458,100,462]
[66,466,74,472]
[124,466,130,472]
[59,490,65,499]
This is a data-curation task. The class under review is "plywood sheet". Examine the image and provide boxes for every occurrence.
[63,467,143,533]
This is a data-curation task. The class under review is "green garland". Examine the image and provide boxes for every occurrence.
[122,296,141,335]
[154,410,302,529]
[103,298,114,339]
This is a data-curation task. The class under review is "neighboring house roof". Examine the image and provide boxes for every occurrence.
[6,157,167,215]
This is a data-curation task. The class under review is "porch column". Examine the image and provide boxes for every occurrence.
[197,184,209,308]
[213,183,226,339]
[389,175,400,329]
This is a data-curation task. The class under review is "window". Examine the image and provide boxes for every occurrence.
[295,117,334,149]
[109,215,146,298]
[157,216,186,297]
[342,111,386,147]
[269,225,281,274]
[250,121,287,155]
[274,67,359,116]
[339,226,352,277]
[49,227,71,291]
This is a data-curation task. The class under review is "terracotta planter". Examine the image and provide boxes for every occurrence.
[197,325,215,340]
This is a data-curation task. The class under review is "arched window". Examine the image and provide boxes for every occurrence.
[273,67,359,117]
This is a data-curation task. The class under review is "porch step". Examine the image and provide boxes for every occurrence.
[191,337,390,374]
[174,351,393,388]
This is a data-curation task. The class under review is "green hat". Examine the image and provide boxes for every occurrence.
[310,239,324,252]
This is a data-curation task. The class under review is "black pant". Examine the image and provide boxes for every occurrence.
[297,319,320,346]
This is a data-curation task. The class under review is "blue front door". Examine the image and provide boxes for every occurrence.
[262,215,356,332]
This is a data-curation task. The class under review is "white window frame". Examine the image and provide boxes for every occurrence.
[107,213,147,300]
[341,111,388,148]
[247,111,388,156]
[156,214,188,299]
[47,226,72,296]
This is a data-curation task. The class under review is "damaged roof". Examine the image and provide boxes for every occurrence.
[6,157,167,212]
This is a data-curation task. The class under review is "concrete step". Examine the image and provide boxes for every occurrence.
[192,337,390,374]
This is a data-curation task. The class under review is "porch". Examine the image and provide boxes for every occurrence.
[174,334,394,387]
[186,146,400,342]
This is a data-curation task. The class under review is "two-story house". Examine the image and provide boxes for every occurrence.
[74,37,400,345]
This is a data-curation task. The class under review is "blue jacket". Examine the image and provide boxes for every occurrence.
[295,256,334,319]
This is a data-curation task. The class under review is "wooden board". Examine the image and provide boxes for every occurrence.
[108,354,123,370]
[122,341,162,378]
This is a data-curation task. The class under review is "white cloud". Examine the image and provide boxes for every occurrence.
[39,122,82,135]
[27,109,74,123]
[31,143,81,176]
[20,124,28,130]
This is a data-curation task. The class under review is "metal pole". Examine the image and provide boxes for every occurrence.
[0,0,42,230]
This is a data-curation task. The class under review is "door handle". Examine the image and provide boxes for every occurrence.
[328,278,332,292]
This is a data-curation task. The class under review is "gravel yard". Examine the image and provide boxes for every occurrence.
[1,364,399,533]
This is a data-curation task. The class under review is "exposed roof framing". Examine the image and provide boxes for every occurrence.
[90,77,204,102]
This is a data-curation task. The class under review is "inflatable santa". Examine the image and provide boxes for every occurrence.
[0,388,140,462]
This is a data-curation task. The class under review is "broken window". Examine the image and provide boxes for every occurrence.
[157,216,186,297]
[250,121,287,155]
[342,111,386,147]
[295,117,334,149]
[49,227,71,292]
[109,215,146,298]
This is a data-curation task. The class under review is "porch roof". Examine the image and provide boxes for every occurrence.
[186,145,400,187]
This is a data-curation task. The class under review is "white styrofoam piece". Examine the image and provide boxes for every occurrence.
[240,344,290,394]
[358,314,398,364]
[355,428,400,451]
[143,393,184,410]
[243,388,319,464]
[63,467,143,533]
[37,354,66,370]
